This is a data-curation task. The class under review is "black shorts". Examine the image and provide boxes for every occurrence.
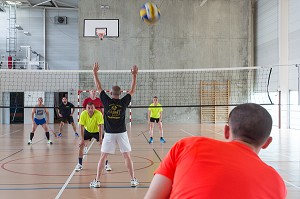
[150,117,161,123]
[84,129,100,141]
[60,116,74,124]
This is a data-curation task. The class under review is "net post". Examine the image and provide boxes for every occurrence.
[77,90,82,123]
[297,64,300,105]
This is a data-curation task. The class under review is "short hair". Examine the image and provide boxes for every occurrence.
[153,96,158,99]
[87,102,94,106]
[228,103,272,147]
[111,85,121,95]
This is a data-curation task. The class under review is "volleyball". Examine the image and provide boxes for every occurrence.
[140,2,160,25]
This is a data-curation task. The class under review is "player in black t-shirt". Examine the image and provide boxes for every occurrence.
[89,62,139,188]
[57,97,78,137]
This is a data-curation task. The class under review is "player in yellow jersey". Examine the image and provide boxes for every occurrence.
[75,102,104,172]
[148,96,166,144]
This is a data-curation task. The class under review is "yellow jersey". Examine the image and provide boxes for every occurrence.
[79,110,104,133]
[148,103,163,118]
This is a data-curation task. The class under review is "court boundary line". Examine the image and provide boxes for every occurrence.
[180,129,195,136]
[140,130,150,143]
[153,149,162,162]
[0,185,150,191]
[284,180,300,190]
[54,139,95,199]
[0,149,23,162]
[0,129,21,138]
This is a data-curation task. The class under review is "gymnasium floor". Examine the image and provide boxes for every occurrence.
[0,123,299,199]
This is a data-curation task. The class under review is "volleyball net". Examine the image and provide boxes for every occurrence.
[0,66,281,123]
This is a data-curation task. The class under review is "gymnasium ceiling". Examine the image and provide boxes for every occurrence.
[2,0,78,9]
[1,0,209,10]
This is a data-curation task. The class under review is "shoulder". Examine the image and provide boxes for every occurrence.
[123,94,131,100]
[175,137,213,148]
[100,90,107,95]
[83,98,90,102]
[100,92,111,102]
[148,103,153,109]
[94,110,101,114]
[94,110,103,118]
[158,103,163,110]
[121,94,131,104]
[167,137,215,157]
[100,90,108,97]
[80,110,87,116]
[95,97,102,102]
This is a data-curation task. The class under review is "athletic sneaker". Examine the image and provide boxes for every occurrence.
[57,133,62,137]
[47,140,53,144]
[160,137,166,143]
[149,137,153,144]
[130,178,139,187]
[75,164,83,172]
[84,147,88,155]
[105,164,112,171]
[27,140,32,145]
[75,132,79,137]
[90,179,101,188]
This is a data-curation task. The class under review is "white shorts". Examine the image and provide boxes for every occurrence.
[101,132,132,154]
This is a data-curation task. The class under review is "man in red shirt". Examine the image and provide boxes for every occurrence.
[82,89,103,113]
[145,103,287,199]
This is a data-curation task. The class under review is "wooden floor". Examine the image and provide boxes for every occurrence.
[0,123,299,199]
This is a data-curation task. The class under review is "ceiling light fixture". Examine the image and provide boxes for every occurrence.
[6,1,22,5]
[24,31,31,36]
[16,24,23,30]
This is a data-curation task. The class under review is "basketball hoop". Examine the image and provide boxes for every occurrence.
[96,28,106,40]
[97,32,105,40]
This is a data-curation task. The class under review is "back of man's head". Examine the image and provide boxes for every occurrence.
[228,103,272,147]
[111,85,121,96]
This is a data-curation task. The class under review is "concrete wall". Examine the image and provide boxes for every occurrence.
[79,0,252,70]
[78,0,253,124]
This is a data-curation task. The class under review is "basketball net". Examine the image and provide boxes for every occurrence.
[97,32,105,40]
[96,29,106,40]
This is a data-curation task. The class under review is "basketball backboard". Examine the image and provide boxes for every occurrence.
[83,19,119,38]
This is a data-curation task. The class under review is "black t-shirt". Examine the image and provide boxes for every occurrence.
[100,90,131,133]
[59,102,74,118]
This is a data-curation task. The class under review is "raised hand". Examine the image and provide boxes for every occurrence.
[131,65,138,75]
[93,62,99,73]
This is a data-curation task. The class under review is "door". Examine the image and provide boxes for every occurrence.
[10,92,24,123]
